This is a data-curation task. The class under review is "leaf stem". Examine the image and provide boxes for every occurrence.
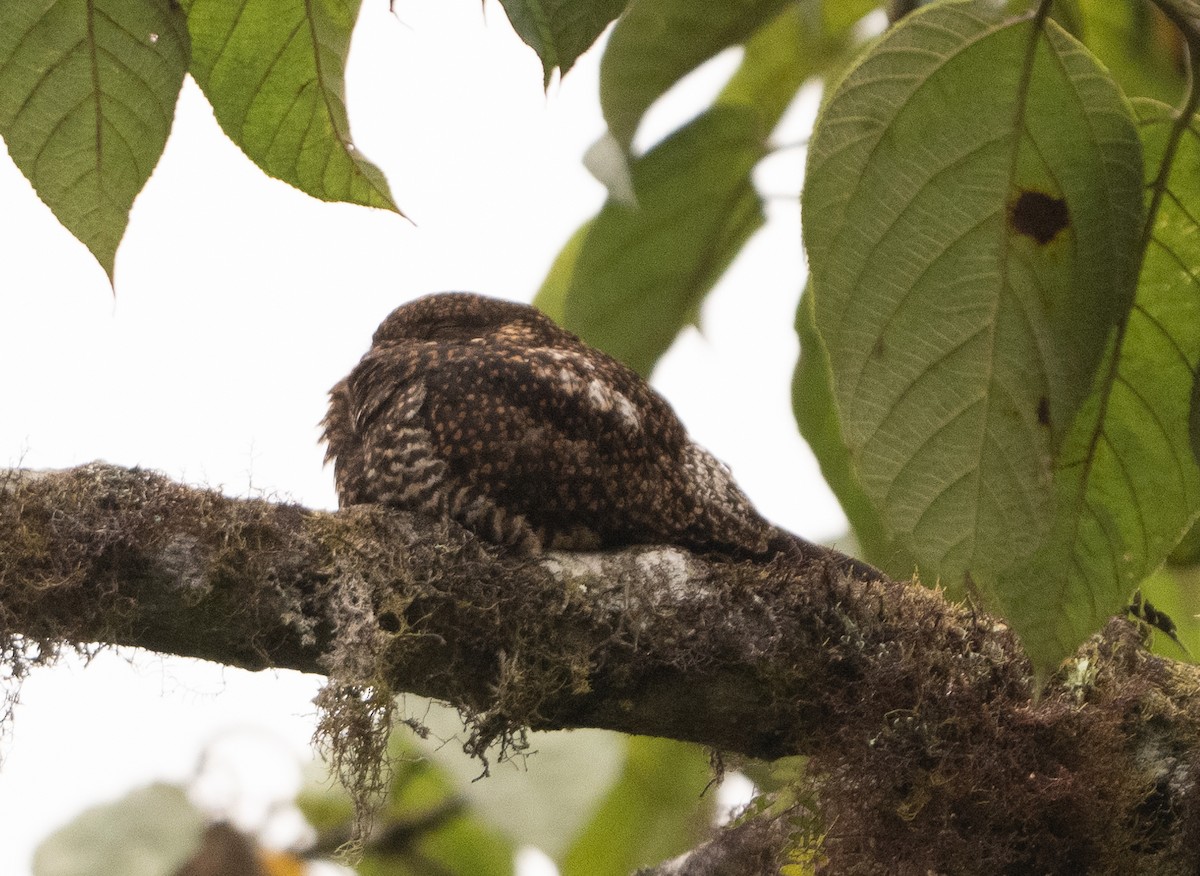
[1142,5,1200,260]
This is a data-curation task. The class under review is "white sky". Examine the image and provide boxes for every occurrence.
[0,2,846,872]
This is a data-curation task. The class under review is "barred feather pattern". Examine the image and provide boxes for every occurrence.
[321,292,876,577]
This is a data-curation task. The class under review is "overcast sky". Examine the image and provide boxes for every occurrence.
[0,3,847,871]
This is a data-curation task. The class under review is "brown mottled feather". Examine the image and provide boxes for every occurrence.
[322,292,877,576]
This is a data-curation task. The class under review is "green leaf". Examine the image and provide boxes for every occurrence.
[33,783,205,876]
[421,714,626,860]
[803,1,1143,668]
[558,5,826,373]
[822,0,882,33]
[738,754,807,794]
[599,0,791,150]
[559,736,713,876]
[1000,98,1200,666]
[1070,0,1186,105]
[0,0,189,281]
[183,0,396,212]
[793,285,916,579]
[1169,517,1200,566]
[534,219,592,322]
[379,754,514,876]
[298,730,515,876]
[498,0,629,86]
[561,105,765,374]
[716,2,846,126]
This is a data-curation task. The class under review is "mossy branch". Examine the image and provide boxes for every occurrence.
[4,463,1200,872]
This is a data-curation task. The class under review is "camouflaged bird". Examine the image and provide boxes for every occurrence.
[322,292,876,577]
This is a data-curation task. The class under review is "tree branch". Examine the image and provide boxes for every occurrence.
[3,463,1200,872]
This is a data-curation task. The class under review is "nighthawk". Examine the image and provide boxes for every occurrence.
[322,292,877,579]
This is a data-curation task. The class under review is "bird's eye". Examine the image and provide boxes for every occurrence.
[390,320,487,343]
[425,323,476,341]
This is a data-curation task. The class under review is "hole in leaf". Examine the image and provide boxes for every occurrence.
[1009,191,1069,245]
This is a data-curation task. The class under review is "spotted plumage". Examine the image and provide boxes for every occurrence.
[322,292,875,576]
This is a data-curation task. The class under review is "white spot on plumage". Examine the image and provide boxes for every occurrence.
[586,379,607,407]
[585,378,640,431]
[614,393,640,430]
[559,367,582,392]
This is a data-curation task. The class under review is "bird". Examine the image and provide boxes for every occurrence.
[322,292,878,578]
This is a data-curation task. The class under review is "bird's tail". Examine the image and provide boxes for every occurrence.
[766,527,884,581]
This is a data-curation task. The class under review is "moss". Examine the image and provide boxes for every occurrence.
[7,464,1200,871]
[787,597,1200,874]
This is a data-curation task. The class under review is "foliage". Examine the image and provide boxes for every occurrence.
[543,0,1200,673]
[798,0,1200,672]
[535,3,848,375]
[804,2,1148,669]
[299,721,716,874]
[9,0,1200,869]
[28,725,712,874]
[557,736,714,876]
[300,727,518,876]
[33,784,207,876]
[302,700,715,874]
[0,0,189,281]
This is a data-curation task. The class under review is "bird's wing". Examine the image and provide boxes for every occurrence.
[345,351,427,435]
[476,342,685,445]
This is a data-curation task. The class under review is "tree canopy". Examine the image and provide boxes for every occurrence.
[4,0,1200,873]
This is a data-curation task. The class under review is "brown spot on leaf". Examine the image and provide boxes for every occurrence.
[1037,396,1050,427]
[1009,191,1069,245]
[872,337,886,359]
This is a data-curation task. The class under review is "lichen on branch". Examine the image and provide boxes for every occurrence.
[3,463,1200,872]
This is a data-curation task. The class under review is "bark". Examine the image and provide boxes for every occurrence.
[3,463,1200,874]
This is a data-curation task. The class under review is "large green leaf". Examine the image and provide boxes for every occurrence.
[546,5,819,373]
[803,1,1143,668]
[33,784,205,876]
[793,285,916,579]
[498,0,628,86]
[999,98,1200,666]
[559,736,713,876]
[0,0,189,281]
[716,1,845,126]
[183,0,396,212]
[536,219,592,323]
[557,105,764,374]
[599,0,791,150]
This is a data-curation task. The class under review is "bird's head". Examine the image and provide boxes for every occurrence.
[370,292,566,348]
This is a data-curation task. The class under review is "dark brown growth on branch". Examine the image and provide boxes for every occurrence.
[321,292,874,578]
